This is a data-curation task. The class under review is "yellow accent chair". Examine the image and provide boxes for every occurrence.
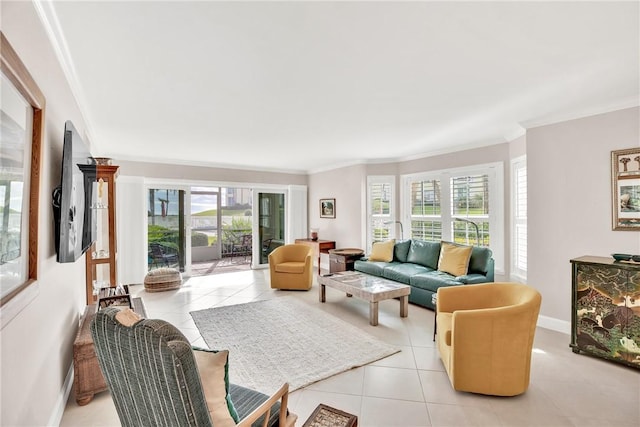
[268,244,314,290]
[436,282,542,396]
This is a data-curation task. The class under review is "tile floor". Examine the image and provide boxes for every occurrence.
[60,269,640,427]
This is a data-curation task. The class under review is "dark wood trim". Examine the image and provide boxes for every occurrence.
[0,32,46,306]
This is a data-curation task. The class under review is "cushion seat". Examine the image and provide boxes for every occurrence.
[382,263,432,284]
[275,262,306,274]
[353,260,397,276]
[409,271,462,292]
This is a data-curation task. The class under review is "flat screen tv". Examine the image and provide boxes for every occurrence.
[52,121,97,263]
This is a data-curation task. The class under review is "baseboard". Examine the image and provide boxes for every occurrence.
[48,362,74,427]
[537,315,571,335]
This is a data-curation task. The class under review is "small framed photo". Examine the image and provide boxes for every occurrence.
[612,147,640,230]
[320,198,336,218]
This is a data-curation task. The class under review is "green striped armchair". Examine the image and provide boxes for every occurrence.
[91,308,297,427]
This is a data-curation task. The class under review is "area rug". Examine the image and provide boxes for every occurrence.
[190,297,400,394]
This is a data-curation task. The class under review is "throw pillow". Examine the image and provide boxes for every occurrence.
[193,349,239,426]
[438,242,473,277]
[369,239,395,262]
[114,308,142,327]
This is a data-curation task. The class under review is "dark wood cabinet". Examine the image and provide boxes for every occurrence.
[329,249,364,273]
[570,256,640,369]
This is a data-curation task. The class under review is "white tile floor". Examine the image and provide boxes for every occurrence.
[60,269,640,427]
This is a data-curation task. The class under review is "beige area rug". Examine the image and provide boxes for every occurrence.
[190,297,400,394]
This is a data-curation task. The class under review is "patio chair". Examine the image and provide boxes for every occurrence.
[91,307,297,427]
[232,234,252,262]
[149,242,178,267]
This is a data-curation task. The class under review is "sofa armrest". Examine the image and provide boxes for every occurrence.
[455,273,490,284]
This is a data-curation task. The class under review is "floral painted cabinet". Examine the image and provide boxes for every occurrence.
[570,256,640,369]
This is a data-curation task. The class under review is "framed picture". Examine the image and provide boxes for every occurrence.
[612,147,640,230]
[320,198,336,218]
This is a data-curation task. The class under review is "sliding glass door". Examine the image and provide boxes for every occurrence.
[148,188,186,272]
[256,192,285,266]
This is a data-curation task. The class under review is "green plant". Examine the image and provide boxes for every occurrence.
[147,224,179,250]
[191,232,209,247]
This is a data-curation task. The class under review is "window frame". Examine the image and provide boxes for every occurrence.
[401,162,504,274]
[0,32,45,307]
[511,156,527,282]
[365,176,395,252]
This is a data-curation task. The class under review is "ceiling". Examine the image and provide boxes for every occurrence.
[39,1,639,174]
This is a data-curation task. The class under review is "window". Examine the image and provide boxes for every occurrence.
[409,178,442,241]
[451,174,490,246]
[0,32,45,307]
[366,176,395,251]
[402,163,504,273]
[512,157,527,280]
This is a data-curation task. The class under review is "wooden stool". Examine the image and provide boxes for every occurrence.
[144,267,182,292]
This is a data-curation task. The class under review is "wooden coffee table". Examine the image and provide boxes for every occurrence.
[319,271,410,326]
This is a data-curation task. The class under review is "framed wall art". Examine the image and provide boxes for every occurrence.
[612,147,640,230]
[319,198,335,218]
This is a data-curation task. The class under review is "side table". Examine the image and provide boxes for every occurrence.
[73,297,146,405]
[329,248,364,273]
[294,239,336,275]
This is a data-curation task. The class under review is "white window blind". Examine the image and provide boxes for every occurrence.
[512,158,527,279]
[409,178,442,241]
[366,176,395,251]
[451,174,490,247]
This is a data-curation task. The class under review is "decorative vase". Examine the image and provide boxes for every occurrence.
[310,228,319,241]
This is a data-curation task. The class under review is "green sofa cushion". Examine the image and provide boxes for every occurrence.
[382,263,432,284]
[393,240,412,262]
[406,240,441,269]
[353,260,397,276]
[409,271,461,292]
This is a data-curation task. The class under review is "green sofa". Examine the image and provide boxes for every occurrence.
[354,240,494,310]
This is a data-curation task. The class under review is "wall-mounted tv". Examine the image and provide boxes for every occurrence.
[52,121,96,263]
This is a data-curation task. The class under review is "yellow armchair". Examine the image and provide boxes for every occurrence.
[436,282,542,396]
[268,244,314,290]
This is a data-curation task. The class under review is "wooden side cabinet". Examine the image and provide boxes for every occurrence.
[73,298,146,405]
[329,248,364,273]
[570,256,640,369]
[85,165,119,304]
[294,239,336,275]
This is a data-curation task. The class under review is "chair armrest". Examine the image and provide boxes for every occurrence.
[437,284,496,313]
[236,382,296,427]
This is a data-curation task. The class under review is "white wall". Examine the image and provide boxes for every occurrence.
[528,107,640,332]
[1,2,94,425]
[307,164,367,248]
